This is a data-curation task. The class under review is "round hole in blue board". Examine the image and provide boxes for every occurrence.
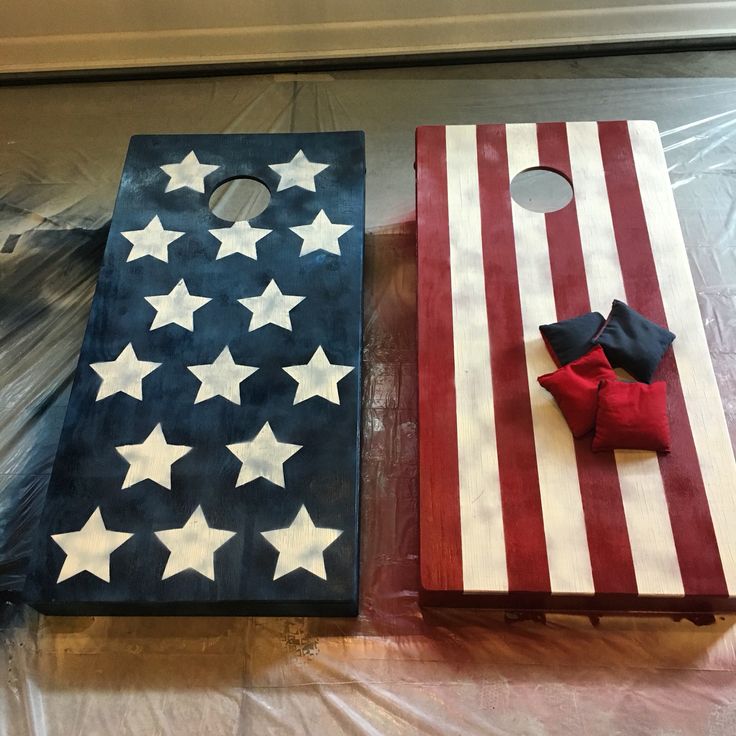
[510,167,573,213]
[209,177,271,222]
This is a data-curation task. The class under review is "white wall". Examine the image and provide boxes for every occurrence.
[1,1,735,74]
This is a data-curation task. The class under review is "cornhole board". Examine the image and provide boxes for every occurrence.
[417,121,736,614]
[25,132,365,615]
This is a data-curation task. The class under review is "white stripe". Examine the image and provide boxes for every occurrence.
[567,121,683,596]
[445,125,507,592]
[629,119,736,595]
[610,452,683,596]
[506,123,594,595]
[564,122,625,314]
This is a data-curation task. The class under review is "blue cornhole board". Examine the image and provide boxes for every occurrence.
[25,132,365,615]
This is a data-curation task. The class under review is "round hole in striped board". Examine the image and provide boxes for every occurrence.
[510,167,574,213]
[209,177,271,222]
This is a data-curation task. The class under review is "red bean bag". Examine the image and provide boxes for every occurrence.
[537,346,616,438]
[592,379,671,453]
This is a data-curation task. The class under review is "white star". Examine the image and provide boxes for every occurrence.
[120,215,184,263]
[282,346,354,405]
[115,423,192,490]
[209,221,272,261]
[155,505,236,580]
[268,149,329,192]
[226,421,302,488]
[144,278,211,331]
[90,343,161,402]
[187,346,258,405]
[289,209,352,257]
[238,279,305,332]
[160,150,220,193]
[261,505,342,581]
[51,508,133,583]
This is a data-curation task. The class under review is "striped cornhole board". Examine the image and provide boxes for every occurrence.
[417,121,736,612]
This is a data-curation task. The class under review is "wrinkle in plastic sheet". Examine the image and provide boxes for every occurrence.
[2,63,736,734]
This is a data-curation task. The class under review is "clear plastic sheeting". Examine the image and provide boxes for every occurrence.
[3,51,736,734]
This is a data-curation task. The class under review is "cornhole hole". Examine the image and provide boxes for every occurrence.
[416,121,736,613]
[25,132,365,615]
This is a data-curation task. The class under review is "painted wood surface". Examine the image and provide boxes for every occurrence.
[25,132,365,615]
[417,120,736,612]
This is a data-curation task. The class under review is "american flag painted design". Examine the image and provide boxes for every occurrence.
[26,133,364,615]
[417,121,736,609]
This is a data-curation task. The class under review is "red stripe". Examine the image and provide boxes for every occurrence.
[416,126,463,591]
[476,124,550,592]
[598,120,727,596]
[536,122,638,594]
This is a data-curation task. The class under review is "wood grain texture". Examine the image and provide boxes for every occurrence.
[445,125,506,593]
[507,122,594,595]
[566,121,682,596]
[599,120,727,597]
[417,120,736,612]
[25,132,365,616]
[416,126,463,592]
[629,119,736,595]
[476,124,550,593]
[537,121,637,596]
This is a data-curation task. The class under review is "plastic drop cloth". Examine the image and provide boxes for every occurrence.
[3,51,736,735]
